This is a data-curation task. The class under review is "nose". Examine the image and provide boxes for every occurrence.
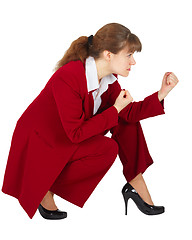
[130,55,136,65]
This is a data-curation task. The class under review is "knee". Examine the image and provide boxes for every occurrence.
[85,135,119,164]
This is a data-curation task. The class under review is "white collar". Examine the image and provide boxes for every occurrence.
[85,56,117,93]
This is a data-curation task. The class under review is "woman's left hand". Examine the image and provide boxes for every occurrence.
[158,72,179,100]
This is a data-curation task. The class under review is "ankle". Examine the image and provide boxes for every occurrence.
[129,178,154,205]
[130,185,154,205]
[41,191,57,210]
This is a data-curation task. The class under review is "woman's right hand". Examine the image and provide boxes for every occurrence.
[113,90,133,113]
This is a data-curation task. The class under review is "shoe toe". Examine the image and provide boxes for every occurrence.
[38,204,67,220]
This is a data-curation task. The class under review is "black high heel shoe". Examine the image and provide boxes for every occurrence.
[122,182,165,215]
[38,204,67,220]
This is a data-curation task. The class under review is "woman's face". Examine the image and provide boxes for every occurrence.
[109,46,136,77]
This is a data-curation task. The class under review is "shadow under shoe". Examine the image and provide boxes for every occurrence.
[38,204,67,220]
[122,182,165,215]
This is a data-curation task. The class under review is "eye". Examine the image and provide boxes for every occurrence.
[127,54,132,58]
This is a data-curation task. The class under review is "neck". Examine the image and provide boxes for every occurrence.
[95,58,112,84]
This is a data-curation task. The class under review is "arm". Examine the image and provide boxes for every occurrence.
[109,80,165,123]
[52,76,119,143]
[119,91,165,122]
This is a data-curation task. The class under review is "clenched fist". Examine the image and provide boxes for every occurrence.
[158,72,179,101]
[113,89,133,113]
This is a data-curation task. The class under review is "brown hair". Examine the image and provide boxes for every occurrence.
[54,23,142,72]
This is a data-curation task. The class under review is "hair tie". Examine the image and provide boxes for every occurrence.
[88,35,94,46]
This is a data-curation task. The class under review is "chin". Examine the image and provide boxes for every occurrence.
[119,72,129,77]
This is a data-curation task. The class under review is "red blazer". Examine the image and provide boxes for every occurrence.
[1,60,165,219]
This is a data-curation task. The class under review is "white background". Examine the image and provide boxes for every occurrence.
[0,0,191,239]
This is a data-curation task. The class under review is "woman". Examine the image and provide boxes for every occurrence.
[1,23,179,220]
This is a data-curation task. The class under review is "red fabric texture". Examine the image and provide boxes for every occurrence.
[1,60,165,219]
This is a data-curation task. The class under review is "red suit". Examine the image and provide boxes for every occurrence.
[1,60,165,219]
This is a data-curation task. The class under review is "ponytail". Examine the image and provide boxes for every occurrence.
[53,36,89,72]
[53,23,142,72]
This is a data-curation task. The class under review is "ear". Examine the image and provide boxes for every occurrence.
[103,50,112,61]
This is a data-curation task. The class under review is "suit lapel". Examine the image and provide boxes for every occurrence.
[88,90,94,118]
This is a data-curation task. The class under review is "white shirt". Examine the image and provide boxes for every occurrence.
[85,56,117,115]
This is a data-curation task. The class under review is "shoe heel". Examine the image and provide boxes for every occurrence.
[122,182,165,216]
[122,193,130,215]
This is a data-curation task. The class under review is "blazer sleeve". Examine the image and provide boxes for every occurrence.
[108,80,165,123]
[51,75,119,143]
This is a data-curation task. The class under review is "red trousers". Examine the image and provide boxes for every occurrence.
[50,120,153,208]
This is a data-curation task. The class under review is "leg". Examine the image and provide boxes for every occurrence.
[110,120,154,204]
[129,173,154,205]
[40,190,57,210]
[49,135,119,207]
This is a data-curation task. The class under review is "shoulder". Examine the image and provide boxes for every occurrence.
[57,60,85,77]
[51,60,86,94]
